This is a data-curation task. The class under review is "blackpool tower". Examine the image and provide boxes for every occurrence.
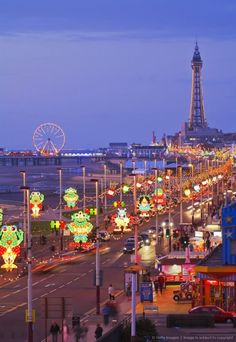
[189,42,207,129]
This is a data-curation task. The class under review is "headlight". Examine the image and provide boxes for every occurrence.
[123,247,127,250]
[146,239,150,243]
[152,234,156,237]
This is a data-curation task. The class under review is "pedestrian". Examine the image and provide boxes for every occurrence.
[49,321,60,342]
[108,284,115,301]
[80,322,88,342]
[154,279,159,293]
[102,302,111,325]
[95,323,103,340]
[62,319,69,342]
[157,274,165,294]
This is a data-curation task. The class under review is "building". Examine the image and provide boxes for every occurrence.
[194,201,236,311]
[180,43,224,146]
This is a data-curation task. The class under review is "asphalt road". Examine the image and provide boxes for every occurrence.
[0,205,197,342]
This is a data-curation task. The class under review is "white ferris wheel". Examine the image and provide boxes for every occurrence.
[33,123,65,156]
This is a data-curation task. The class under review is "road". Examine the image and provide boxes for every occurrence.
[0,205,197,342]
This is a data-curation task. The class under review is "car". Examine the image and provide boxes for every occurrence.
[148,227,157,239]
[123,241,135,254]
[126,236,143,248]
[188,305,236,323]
[140,233,151,246]
[98,231,110,241]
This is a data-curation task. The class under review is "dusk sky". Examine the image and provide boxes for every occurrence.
[0,0,236,149]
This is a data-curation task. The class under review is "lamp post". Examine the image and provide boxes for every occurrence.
[21,186,33,342]
[58,168,63,251]
[120,162,123,202]
[81,166,86,212]
[104,164,107,214]
[166,170,172,253]
[179,166,183,225]
[20,170,27,254]
[91,179,100,315]
[188,164,194,225]
[152,168,159,255]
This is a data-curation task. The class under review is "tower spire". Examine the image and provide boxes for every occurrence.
[189,42,207,129]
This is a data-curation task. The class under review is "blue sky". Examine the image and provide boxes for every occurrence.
[0,0,236,149]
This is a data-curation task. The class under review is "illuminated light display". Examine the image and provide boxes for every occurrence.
[84,207,97,216]
[147,180,153,185]
[0,225,24,272]
[30,192,44,217]
[184,189,191,197]
[193,184,201,192]
[63,187,79,209]
[137,195,154,217]
[67,211,93,247]
[112,207,132,233]
[113,201,125,208]
[136,182,142,188]
[0,208,3,226]
[107,189,115,196]
[50,220,66,229]
[152,188,166,211]
[157,177,163,183]
[122,185,130,193]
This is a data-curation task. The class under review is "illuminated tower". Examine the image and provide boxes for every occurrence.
[189,42,207,129]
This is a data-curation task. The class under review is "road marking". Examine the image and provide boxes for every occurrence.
[49,289,56,293]
[81,273,86,277]
[2,294,10,299]
[32,297,39,302]
[88,269,93,273]
[91,262,95,265]
[66,281,72,285]
[59,284,65,289]
[40,293,48,298]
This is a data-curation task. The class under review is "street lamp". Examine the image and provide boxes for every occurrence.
[20,186,33,342]
[152,167,159,255]
[90,179,100,315]
[57,168,63,251]
[81,165,86,211]
[103,164,107,214]
[20,170,27,253]
[119,162,123,202]
[178,166,183,225]
[188,164,194,225]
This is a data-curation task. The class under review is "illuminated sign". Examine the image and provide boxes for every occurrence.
[30,192,44,217]
[63,187,79,209]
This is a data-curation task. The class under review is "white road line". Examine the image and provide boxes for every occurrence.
[40,293,48,298]
[59,284,65,289]
[88,269,93,273]
[32,297,39,302]
[73,277,81,281]
[49,289,56,293]
[66,281,72,285]
[2,294,10,299]
[81,273,86,277]
[91,262,95,265]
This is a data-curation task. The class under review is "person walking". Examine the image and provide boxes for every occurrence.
[95,323,103,340]
[62,319,70,342]
[108,284,115,301]
[80,322,88,342]
[102,302,111,325]
[49,321,60,342]
[157,274,165,294]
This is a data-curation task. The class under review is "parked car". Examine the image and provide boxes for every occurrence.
[98,231,110,241]
[188,305,236,323]
[140,233,151,246]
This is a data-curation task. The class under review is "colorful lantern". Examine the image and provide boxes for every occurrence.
[152,188,166,210]
[63,187,79,209]
[107,189,115,197]
[67,211,93,247]
[0,225,24,271]
[30,192,44,217]
[50,220,66,230]
[193,184,200,192]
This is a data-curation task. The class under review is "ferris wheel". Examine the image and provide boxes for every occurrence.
[33,123,65,156]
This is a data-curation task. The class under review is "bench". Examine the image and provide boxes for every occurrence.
[166,314,214,328]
